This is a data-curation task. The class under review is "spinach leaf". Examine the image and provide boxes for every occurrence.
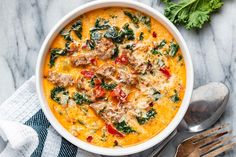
[60,29,73,42]
[157,40,167,49]
[157,59,165,67]
[170,90,180,103]
[125,44,135,51]
[90,31,102,40]
[71,19,82,39]
[73,92,92,105]
[122,23,135,40]
[139,32,144,41]
[140,15,151,31]
[111,46,119,59]
[90,76,96,88]
[124,11,139,28]
[51,86,69,105]
[153,90,161,101]
[101,81,117,90]
[168,42,179,57]
[86,39,96,50]
[151,49,162,55]
[124,11,151,30]
[136,108,157,125]
[104,23,134,43]
[104,26,122,43]
[91,18,110,31]
[49,48,67,67]
[114,121,135,134]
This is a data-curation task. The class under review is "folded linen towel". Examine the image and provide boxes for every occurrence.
[0,76,101,157]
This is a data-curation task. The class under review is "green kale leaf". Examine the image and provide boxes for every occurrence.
[136,108,157,125]
[162,0,223,29]
[71,19,82,39]
[114,121,135,134]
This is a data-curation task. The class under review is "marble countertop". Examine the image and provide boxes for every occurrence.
[0,0,235,156]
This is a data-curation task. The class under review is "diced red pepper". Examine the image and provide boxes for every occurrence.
[90,58,97,65]
[115,54,129,65]
[160,67,171,78]
[94,78,102,86]
[152,31,157,38]
[81,70,94,79]
[68,42,78,52]
[94,86,106,98]
[86,136,93,142]
[149,102,154,107]
[106,124,124,137]
[110,86,126,102]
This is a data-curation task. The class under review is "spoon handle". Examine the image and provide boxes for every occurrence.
[148,129,177,157]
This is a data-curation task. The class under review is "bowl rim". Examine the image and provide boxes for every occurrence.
[36,0,194,156]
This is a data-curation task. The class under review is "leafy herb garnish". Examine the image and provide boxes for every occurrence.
[151,49,162,55]
[86,39,96,50]
[90,31,102,41]
[140,15,151,31]
[170,90,180,103]
[114,121,135,134]
[111,46,119,59]
[157,40,167,49]
[124,11,151,30]
[168,42,179,57]
[60,29,73,42]
[153,90,161,101]
[71,19,82,39]
[49,48,67,67]
[50,86,69,105]
[161,0,223,29]
[125,44,135,51]
[101,81,117,90]
[91,18,110,31]
[139,32,144,41]
[136,108,157,125]
[124,11,139,28]
[73,92,92,105]
[104,23,134,43]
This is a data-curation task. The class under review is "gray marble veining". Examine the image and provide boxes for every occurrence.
[0,0,236,156]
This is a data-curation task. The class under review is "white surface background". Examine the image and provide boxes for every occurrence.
[0,0,236,156]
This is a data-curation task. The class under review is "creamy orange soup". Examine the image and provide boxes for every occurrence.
[43,7,186,148]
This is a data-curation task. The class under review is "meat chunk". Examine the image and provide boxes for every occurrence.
[95,38,116,60]
[90,102,132,123]
[117,70,139,85]
[70,53,94,67]
[47,71,75,87]
[96,64,116,79]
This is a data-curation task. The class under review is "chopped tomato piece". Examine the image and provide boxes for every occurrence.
[86,136,93,142]
[94,86,105,98]
[106,124,124,137]
[152,31,157,38]
[110,86,127,102]
[90,58,97,65]
[94,78,102,86]
[81,70,94,79]
[115,54,129,65]
[160,67,171,78]
[81,44,87,49]
[68,42,78,52]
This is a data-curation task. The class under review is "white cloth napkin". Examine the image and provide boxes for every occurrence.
[0,76,100,157]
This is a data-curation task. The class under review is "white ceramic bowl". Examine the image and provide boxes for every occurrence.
[36,0,194,156]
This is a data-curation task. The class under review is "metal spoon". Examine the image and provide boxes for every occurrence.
[149,82,230,157]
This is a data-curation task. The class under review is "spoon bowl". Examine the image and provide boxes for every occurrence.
[183,82,229,132]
